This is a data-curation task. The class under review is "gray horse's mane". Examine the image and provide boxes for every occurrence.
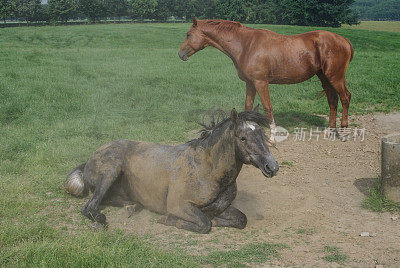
[186,108,270,148]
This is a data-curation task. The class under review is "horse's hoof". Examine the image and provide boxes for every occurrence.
[91,222,107,232]
[95,213,107,225]
[157,216,168,225]
[125,204,143,218]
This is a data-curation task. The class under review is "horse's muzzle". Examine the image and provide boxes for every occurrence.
[178,50,189,61]
[252,155,279,178]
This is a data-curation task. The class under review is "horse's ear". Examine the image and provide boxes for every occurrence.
[230,108,238,128]
[252,104,260,113]
[192,17,197,27]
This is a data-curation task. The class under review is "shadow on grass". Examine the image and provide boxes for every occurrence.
[186,109,328,130]
[274,111,327,130]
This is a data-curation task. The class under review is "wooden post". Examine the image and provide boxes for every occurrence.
[381,133,400,202]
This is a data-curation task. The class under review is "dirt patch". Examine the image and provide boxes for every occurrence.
[104,113,400,266]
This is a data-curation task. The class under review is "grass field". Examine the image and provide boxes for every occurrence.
[342,21,400,32]
[0,22,399,266]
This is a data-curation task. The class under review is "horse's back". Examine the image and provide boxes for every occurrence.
[251,29,352,83]
[83,139,180,213]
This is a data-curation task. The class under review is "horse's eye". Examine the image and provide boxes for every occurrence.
[186,33,191,38]
[240,137,246,142]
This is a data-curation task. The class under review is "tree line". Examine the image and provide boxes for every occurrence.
[353,0,400,21]
[0,0,359,27]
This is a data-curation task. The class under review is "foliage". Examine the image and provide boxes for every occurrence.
[276,0,359,27]
[0,0,16,23]
[130,0,157,21]
[247,0,279,24]
[105,0,129,20]
[215,0,251,22]
[153,0,174,21]
[353,0,400,21]
[3,0,362,26]
[48,0,77,22]
[172,0,195,20]
[77,0,107,22]
[14,0,47,22]
[214,0,359,27]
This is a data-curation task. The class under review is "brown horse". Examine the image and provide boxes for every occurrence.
[179,18,354,141]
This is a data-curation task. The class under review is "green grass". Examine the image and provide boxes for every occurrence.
[1,229,198,267]
[295,228,315,235]
[322,246,349,264]
[0,22,399,266]
[203,242,289,267]
[363,181,400,213]
[342,21,400,32]
[1,225,286,267]
[281,161,294,167]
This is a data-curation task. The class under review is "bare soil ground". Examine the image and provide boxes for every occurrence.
[102,113,400,266]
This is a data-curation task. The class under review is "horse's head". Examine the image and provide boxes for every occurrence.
[178,18,208,61]
[230,108,279,178]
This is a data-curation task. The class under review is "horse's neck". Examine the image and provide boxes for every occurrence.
[203,128,242,175]
[202,28,245,65]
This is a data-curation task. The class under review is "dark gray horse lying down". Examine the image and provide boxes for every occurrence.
[64,108,279,233]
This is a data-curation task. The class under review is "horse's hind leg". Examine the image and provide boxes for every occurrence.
[331,80,351,128]
[212,206,247,229]
[320,52,352,129]
[317,71,338,128]
[81,166,122,226]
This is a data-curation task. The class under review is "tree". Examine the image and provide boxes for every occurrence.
[0,0,16,23]
[215,0,252,22]
[14,0,47,22]
[173,0,195,20]
[247,0,279,24]
[154,0,173,21]
[353,0,400,20]
[275,0,359,27]
[193,0,216,19]
[48,0,77,22]
[129,0,157,21]
[104,0,129,21]
[77,0,106,22]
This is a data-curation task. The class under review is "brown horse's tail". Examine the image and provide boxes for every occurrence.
[64,163,88,197]
[345,38,354,62]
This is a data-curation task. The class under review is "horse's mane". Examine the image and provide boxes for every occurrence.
[201,20,243,33]
[186,108,270,148]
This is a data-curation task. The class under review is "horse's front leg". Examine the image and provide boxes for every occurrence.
[158,204,212,234]
[253,80,277,143]
[212,206,247,229]
[245,82,256,111]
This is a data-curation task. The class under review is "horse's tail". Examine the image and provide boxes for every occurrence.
[64,163,88,197]
[345,38,354,62]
